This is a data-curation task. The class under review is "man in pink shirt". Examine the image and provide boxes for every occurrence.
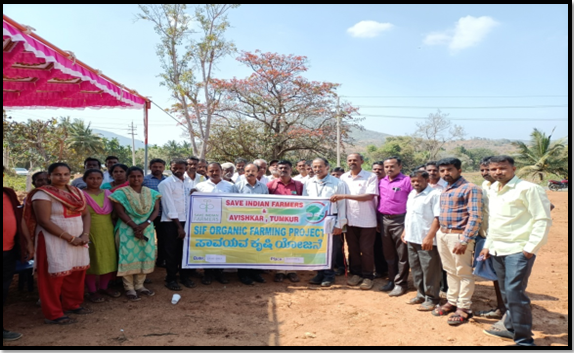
[378,157,413,297]
[267,160,303,283]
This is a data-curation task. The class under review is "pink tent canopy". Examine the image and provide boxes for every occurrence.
[3,14,149,110]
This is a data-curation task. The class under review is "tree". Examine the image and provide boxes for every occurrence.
[365,136,428,171]
[453,146,497,171]
[211,51,361,161]
[512,128,568,181]
[414,110,465,161]
[137,4,239,158]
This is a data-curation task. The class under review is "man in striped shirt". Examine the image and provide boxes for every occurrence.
[432,158,483,327]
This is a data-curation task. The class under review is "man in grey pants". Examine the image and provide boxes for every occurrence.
[377,157,412,297]
[401,170,442,311]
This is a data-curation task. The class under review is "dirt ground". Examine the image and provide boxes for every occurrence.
[3,192,569,347]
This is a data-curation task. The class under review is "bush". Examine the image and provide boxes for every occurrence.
[2,175,27,192]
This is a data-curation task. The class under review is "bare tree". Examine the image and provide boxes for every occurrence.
[414,109,465,161]
[137,4,239,158]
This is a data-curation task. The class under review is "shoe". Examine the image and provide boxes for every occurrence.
[239,276,255,285]
[309,274,324,285]
[347,275,363,286]
[334,268,345,276]
[406,297,425,305]
[215,273,230,285]
[483,328,514,341]
[251,274,267,283]
[321,279,334,287]
[180,279,196,289]
[388,286,407,297]
[477,308,503,319]
[201,275,213,286]
[274,273,285,282]
[417,301,437,311]
[359,278,374,290]
[3,330,23,341]
[287,273,300,283]
[379,281,395,292]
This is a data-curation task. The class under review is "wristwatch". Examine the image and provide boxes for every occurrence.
[459,240,469,246]
[146,220,152,224]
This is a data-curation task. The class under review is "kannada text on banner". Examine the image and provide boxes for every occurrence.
[183,193,333,270]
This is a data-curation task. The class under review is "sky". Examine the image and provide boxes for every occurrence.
[3,4,569,147]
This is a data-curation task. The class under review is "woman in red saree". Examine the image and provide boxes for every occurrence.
[28,163,91,325]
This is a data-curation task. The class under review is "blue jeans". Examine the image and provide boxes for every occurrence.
[492,252,536,346]
[317,235,342,282]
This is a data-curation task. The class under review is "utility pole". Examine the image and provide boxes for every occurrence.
[127,122,137,166]
[336,96,341,167]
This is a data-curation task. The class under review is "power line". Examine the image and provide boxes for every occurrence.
[357,105,567,109]
[360,114,568,121]
[342,95,568,99]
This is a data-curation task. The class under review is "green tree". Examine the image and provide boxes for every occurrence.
[137,4,239,158]
[512,128,567,181]
[366,136,427,171]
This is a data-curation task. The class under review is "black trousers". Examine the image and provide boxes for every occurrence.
[162,222,192,283]
[154,217,166,265]
[374,230,388,274]
[4,249,17,330]
[379,214,410,287]
[346,226,376,280]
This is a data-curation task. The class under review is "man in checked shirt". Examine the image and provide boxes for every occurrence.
[431,158,483,326]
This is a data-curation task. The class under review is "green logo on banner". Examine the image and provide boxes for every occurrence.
[305,202,327,223]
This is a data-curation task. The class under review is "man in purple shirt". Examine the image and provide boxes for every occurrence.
[377,157,413,297]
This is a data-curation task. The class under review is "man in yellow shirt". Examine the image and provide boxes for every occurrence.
[480,156,552,347]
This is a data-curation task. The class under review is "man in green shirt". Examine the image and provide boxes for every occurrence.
[480,156,552,347]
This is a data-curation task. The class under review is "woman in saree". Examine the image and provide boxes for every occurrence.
[82,169,120,303]
[109,167,161,302]
[101,164,129,192]
[28,163,91,325]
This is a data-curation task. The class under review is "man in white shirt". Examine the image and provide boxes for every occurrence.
[480,156,552,347]
[192,163,238,285]
[184,157,206,192]
[401,170,442,311]
[158,159,195,291]
[102,156,119,184]
[425,161,448,190]
[231,157,248,183]
[293,159,310,183]
[330,153,379,290]
[303,158,348,287]
[268,160,279,181]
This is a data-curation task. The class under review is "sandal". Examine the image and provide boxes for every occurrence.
[137,288,155,297]
[201,275,213,286]
[65,307,93,315]
[99,288,121,298]
[431,302,457,317]
[126,290,141,302]
[180,279,196,289]
[448,309,474,326]
[44,316,77,325]
[287,273,300,283]
[165,281,182,291]
[88,292,105,303]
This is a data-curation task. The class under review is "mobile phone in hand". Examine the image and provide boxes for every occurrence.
[142,236,150,242]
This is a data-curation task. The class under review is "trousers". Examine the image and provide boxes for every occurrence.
[346,226,376,279]
[407,242,442,304]
[492,252,536,346]
[162,221,192,283]
[436,230,475,310]
[380,214,409,287]
[36,233,86,321]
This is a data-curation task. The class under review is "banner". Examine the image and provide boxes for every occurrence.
[183,193,333,270]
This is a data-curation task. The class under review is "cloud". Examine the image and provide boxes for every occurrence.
[347,20,393,38]
[423,16,499,53]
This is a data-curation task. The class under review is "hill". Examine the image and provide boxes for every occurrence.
[347,127,392,151]
[92,129,145,149]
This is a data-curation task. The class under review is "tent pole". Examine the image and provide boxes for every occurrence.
[144,105,149,174]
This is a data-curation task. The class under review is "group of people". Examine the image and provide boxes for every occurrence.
[3,151,552,347]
